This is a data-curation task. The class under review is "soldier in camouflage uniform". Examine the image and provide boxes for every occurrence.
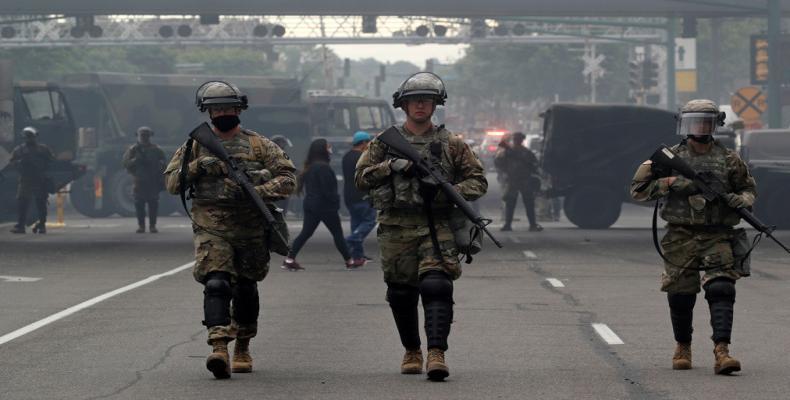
[355,72,487,381]
[10,127,54,234]
[122,126,166,233]
[494,131,543,232]
[164,81,296,379]
[630,99,756,375]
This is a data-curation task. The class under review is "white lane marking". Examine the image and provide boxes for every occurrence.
[523,250,538,259]
[0,275,42,282]
[0,262,194,346]
[510,236,522,244]
[592,323,625,345]
[546,278,565,288]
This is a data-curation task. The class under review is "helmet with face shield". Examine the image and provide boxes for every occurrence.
[677,99,726,142]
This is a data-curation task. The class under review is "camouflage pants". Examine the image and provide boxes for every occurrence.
[192,230,271,283]
[378,223,461,286]
[660,226,741,294]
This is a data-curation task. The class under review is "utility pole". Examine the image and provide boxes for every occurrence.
[767,0,782,128]
[666,17,677,111]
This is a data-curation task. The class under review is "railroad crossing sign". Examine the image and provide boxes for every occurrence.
[582,53,606,78]
[731,86,767,121]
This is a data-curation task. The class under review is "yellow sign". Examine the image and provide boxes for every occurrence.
[676,70,698,92]
[731,86,767,121]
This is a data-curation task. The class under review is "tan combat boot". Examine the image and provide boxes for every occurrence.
[400,349,423,374]
[232,338,253,373]
[206,339,231,379]
[426,348,449,381]
[713,342,741,375]
[672,342,692,370]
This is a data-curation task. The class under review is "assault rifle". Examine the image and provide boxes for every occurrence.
[650,145,790,254]
[188,122,289,253]
[377,126,503,249]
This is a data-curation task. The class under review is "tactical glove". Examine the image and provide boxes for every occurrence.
[669,176,699,195]
[723,193,750,209]
[389,158,415,176]
[198,156,229,176]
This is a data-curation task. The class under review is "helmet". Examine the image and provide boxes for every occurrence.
[677,99,725,137]
[22,126,37,137]
[392,72,447,108]
[136,126,154,136]
[195,81,249,112]
[270,134,292,149]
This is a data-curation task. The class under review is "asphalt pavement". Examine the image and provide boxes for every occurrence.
[1,205,789,400]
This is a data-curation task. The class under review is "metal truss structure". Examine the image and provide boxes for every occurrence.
[0,15,663,48]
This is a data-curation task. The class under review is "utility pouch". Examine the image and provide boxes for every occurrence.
[731,228,751,277]
[450,207,482,261]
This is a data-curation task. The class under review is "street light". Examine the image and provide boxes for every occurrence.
[159,25,174,38]
[177,24,192,37]
[272,24,286,37]
[253,25,268,37]
[1,26,15,39]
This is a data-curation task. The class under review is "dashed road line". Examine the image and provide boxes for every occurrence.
[592,323,624,345]
[510,236,522,244]
[546,278,565,288]
[0,262,194,346]
[523,250,538,259]
[0,275,42,282]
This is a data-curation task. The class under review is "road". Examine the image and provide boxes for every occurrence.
[1,205,789,400]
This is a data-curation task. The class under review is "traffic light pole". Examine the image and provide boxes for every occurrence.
[767,0,782,128]
[666,17,677,111]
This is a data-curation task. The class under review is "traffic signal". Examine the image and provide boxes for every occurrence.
[682,17,698,38]
[425,59,434,72]
[470,18,487,38]
[343,58,351,78]
[751,35,769,84]
[362,15,377,34]
[642,59,659,89]
[628,60,642,91]
[379,64,386,81]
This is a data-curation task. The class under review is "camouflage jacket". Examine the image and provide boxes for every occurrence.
[123,143,166,194]
[164,128,296,238]
[630,141,756,227]
[355,124,487,226]
[494,145,538,183]
[9,143,54,184]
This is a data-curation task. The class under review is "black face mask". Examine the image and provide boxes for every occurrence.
[211,115,240,132]
[688,135,713,144]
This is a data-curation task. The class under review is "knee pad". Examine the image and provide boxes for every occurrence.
[419,271,453,304]
[704,279,736,303]
[204,272,232,297]
[232,278,260,325]
[386,283,420,309]
[203,272,232,327]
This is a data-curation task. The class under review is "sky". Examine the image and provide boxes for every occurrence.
[328,43,468,65]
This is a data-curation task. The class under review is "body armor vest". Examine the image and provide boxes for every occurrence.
[191,131,266,203]
[369,126,457,211]
[660,143,740,226]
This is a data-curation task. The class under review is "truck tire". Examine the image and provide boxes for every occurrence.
[68,175,114,218]
[564,185,622,229]
[109,171,136,217]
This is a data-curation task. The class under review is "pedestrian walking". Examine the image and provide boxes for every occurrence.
[343,131,377,266]
[281,138,355,271]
